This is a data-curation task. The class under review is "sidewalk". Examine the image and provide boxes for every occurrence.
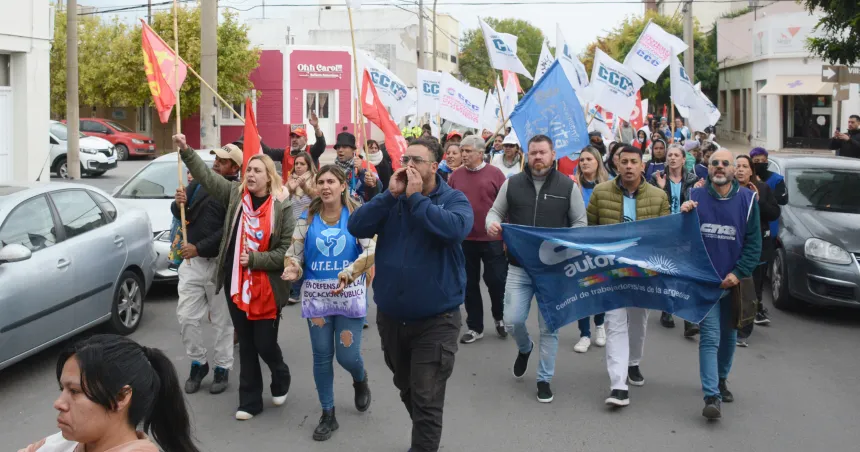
[718,137,835,156]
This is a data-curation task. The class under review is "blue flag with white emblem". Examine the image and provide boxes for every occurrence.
[502,214,723,331]
[509,59,590,160]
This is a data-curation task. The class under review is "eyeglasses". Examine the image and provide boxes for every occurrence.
[400,155,433,165]
[710,159,732,168]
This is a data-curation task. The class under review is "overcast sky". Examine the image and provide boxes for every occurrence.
[80,0,644,56]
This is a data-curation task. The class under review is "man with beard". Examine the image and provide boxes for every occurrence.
[486,135,587,404]
[682,149,761,419]
[829,114,860,158]
[253,113,326,180]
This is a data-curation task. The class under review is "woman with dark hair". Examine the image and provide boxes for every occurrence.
[282,165,375,441]
[645,139,668,180]
[437,142,462,182]
[604,142,622,178]
[364,140,393,191]
[284,152,318,305]
[18,334,200,452]
[633,130,650,154]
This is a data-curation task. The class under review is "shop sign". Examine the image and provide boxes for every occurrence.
[297,63,344,79]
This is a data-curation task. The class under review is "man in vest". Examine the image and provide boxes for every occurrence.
[682,149,761,420]
[256,113,327,180]
[748,147,786,325]
[586,145,670,408]
[486,134,587,404]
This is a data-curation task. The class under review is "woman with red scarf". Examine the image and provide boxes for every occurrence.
[174,134,295,422]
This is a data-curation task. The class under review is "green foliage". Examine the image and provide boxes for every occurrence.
[50,6,260,119]
[802,0,860,65]
[458,18,547,93]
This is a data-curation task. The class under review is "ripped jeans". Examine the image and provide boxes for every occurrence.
[307,315,367,410]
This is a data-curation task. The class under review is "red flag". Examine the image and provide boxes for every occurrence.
[502,70,523,93]
[361,70,407,170]
[140,20,187,123]
[662,104,668,119]
[629,91,643,130]
[242,98,261,172]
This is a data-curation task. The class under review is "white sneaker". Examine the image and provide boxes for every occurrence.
[460,330,483,344]
[594,325,607,347]
[272,393,288,406]
[235,410,254,420]
[573,336,591,353]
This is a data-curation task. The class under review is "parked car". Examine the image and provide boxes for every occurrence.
[0,183,156,371]
[112,151,215,283]
[68,118,157,161]
[49,121,118,179]
[767,155,860,310]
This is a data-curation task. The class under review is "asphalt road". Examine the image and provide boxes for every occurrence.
[49,157,151,193]
[4,160,859,451]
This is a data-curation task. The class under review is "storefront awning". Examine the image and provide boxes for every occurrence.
[757,76,833,95]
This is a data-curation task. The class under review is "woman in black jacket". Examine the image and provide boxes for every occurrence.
[735,154,781,346]
[372,141,394,192]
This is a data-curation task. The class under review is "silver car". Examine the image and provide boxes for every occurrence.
[112,151,215,283]
[0,183,156,371]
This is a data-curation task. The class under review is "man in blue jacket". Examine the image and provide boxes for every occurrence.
[347,138,474,452]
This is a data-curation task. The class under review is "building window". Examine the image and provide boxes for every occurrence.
[741,89,748,133]
[755,80,767,138]
[450,55,457,64]
[221,92,256,126]
[731,89,741,131]
[719,90,727,114]
[0,54,10,86]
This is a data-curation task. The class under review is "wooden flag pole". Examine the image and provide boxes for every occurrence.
[670,102,676,144]
[346,6,369,166]
[172,0,187,247]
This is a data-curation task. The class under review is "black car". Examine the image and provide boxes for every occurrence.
[767,155,860,310]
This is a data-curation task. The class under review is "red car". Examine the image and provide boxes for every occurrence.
[65,118,157,160]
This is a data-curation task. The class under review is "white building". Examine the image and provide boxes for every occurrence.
[716,2,860,151]
[657,0,754,31]
[0,1,53,183]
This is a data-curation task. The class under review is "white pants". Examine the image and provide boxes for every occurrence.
[605,307,649,391]
[177,257,234,369]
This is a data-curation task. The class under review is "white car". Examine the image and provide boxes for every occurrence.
[49,121,118,179]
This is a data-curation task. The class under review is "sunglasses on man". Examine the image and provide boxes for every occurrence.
[709,159,732,168]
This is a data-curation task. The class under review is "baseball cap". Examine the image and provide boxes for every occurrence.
[210,143,243,167]
[446,130,462,140]
[502,132,519,146]
[290,124,308,138]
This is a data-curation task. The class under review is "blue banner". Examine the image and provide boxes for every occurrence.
[502,214,723,331]
[509,60,589,160]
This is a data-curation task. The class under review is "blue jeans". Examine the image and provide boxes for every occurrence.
[503,266,559,383]
[698,295,736,400]
[307,315,366,410]
[577,313,605,338]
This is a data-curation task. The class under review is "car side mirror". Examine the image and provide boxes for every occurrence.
[0,244,32,265]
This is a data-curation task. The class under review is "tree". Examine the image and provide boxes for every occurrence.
[579,11,718,112]
[803,0,860,65]
[49,6,260,119]
[458,18,547,93]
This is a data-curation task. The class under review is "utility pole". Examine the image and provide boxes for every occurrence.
[432,0,438,71]
[146,0,152,142]
[66,0,80,179]
[683,0,694,83]
[417,0,426,69]
[199,0,220,149]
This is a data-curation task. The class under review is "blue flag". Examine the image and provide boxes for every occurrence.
[502,213,724,331]
[509,59,589,160]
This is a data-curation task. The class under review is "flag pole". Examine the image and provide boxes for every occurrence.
[670,102,676,144]
[346,5,369,169]
[172,0,188,247]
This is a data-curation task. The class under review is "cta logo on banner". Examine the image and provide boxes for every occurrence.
[439,73,486,129]
[590,49,644,119]
[416,69,441,117]
[502,214,723,331]
[623,20,687,83]
[358,51,413,122]
[509,60,589,160]
[479,18,533,79]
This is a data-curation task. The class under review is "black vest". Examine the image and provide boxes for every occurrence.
[505,167,573,266]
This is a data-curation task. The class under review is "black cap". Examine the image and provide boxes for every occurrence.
[335,132,357,149]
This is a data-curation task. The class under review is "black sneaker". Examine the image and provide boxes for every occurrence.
[754,309,771,325]
[718,379,734,403]
[312,408,339,441]
[605,389,630,407]
[660,312,676,328]
[495,320,508,338]
[353,371,371,412]
[512,340,533,379]
[210,367,229,394]
[536,381,554,403]
[684,321,700,338]
[184,361,209,394]
[627,365,645,386]
[702,396,722,419]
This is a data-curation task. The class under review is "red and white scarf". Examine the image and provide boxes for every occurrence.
[231,190,277,320]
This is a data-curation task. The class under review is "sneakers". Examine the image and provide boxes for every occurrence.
[736,339,749,347]
[286,297,299,306]
[684,321,700,338]
[754,309,771,325]
[512,340,533,379]
[660,311,676,328]
[702,396,722,419]
[627,365,645,386]
[573,336,592,353]
[184,361,210,394]
[495,320,507,338]
[536,381,554,403]
[605,389,630,407]
[718,379,734,403]
[210,367,229,394]
[460,330,483,344]
[235,410,254,421]
[594,325,606,347]
[312,408,339,441]
[353,371,371,412]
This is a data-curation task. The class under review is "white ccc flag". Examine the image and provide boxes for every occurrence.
[623,20,687,83]
[670,55,719,132]
[589,49,644,119]
[479,18,533,79]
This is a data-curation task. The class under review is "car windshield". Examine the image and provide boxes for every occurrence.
[106,120,134,133]
[50,123,86,140]
[115,160,213,199]
[787,168,860,213]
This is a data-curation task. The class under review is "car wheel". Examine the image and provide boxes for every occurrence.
[771,249,799,311]
[108,271,145,335]
[116,144,129,161]
[55,157,68,179]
